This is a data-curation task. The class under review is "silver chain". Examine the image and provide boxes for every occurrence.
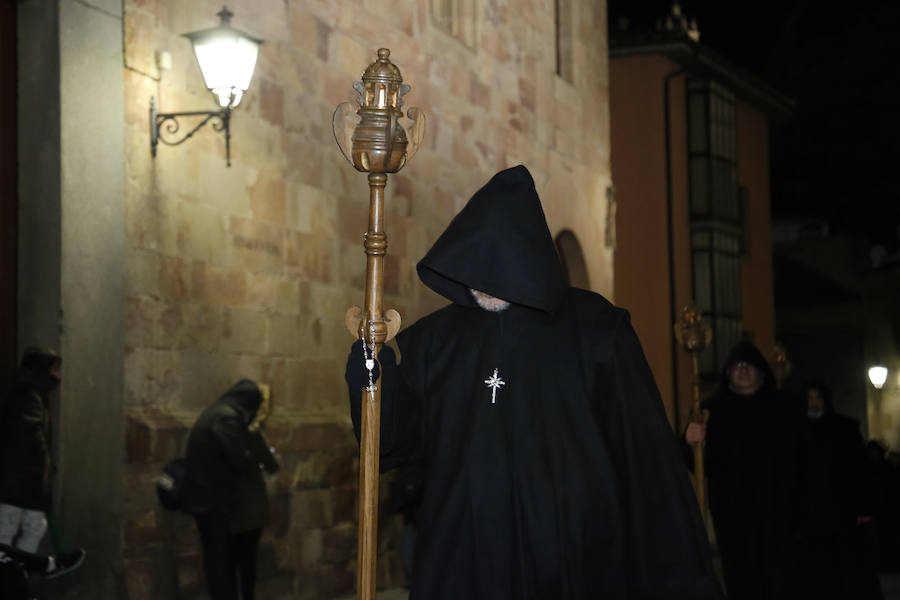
[361,322,378,393]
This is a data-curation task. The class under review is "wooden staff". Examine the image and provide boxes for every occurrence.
[332,48,425,600]
[674,303,712,517]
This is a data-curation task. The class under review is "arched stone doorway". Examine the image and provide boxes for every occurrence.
[555,230,590,289]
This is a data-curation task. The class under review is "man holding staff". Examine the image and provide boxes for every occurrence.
[347,165,721,599]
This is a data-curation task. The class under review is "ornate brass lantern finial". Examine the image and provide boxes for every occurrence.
[772,341,792,390]
[674,302,712,354]
[333,48,425,174]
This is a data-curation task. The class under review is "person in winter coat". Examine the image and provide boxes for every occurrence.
[182,379,279,600]
[0,347,61,553]
[685,340,802,600]
[346,165,722,600]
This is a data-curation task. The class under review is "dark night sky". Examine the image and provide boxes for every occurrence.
[608,0,900,250]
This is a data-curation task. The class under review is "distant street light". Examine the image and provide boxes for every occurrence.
[868,365,888,389]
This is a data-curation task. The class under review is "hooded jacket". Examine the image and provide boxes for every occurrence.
[347,166,721,600]
[182,379,278,531]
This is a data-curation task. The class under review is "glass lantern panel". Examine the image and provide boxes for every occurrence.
[192,32,260,106]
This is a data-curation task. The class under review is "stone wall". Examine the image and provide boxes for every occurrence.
[117,0,611,597]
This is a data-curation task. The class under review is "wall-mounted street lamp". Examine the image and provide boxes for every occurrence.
[149,6,262,166]
[868,365,888,389]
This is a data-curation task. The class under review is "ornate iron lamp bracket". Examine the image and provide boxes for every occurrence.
[149,96,233,166]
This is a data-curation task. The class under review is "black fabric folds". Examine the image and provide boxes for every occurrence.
[346,165,721,599]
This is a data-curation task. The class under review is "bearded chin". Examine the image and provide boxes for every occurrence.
[470,289,510,312]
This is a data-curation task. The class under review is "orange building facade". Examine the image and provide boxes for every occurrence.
[609,23,792,429]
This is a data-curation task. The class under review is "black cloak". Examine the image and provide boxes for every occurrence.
[347,166,722,599]
[702,341,800,600]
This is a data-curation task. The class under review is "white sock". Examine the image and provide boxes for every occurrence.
[46,556,56,572]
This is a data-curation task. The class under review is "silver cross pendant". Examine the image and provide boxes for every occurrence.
[484,368,506,404]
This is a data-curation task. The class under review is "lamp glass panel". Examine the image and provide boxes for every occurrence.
[192,32,259,107]
[868,366,888,388]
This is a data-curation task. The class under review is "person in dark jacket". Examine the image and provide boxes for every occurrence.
[686,340,801,600]
[0,347,61,553]
[182,379,279,600]
[346,166,722,600]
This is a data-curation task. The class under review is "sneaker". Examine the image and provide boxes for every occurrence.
[45,548,85,579]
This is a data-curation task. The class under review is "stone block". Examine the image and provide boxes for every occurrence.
[282,45,323,98]
[179,302,224,352]
[293,561,356,600]
[284,357,341,411]
[284,231,336,283]
[227,216,285,273]
[175,348,244,412]
[125,408,190,464]
[268,490,292,539]
[123,508,164,549]
[321,521,357,564]
[256,574,295,600]
[125,412,152,464]
[174,551,205,596]
[258,77,286,128]
[123,348,183,409]
[290,489,337,529]
[221,307,268,353]
[126,192,178,255]
[275,278,301,315]
[123,552,178,600]
[284,133,326,188]
[338,241,367,291]
[470,74,492,112]
[296,527,324,568]
[246,271,279,311]
[291,448,357,491]
[268,314,304,356]
[250,168,288,224]
[175,202,227,264]
[334,32,370,78]
[125,296,156,348]
[158,255,190,303]
[287,181,339,235]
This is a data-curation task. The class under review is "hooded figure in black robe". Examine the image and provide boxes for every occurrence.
[699,341,801,600]
[787,381,882,599]
[346,165,722,599]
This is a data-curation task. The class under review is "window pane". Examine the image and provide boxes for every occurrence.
[689,93,707,153]
[693,251,712,312]
[691,158,709,214]
[692,229,711,249]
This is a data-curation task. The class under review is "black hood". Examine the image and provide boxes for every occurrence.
[802,380,835,415]
[417,165,567,313]
[718,340,775,392]
[219,378,262,425]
